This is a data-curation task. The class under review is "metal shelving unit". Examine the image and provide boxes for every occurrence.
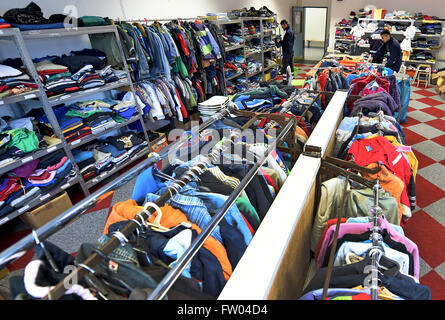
[210,15,281,91]
[0,25,153,225]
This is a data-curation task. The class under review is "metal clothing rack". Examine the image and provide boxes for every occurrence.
[37,105,298,300]
[0,107,230,271]
[368,178,385,300]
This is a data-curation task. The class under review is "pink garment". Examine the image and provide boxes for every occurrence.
[28,170,56,184]
[46,156,68,171]
[316,216,419,279]
[362,86,387,96]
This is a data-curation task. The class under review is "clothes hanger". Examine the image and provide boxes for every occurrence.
[142,202,170,232]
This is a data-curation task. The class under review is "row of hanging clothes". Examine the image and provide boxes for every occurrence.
[298,86,430,299]
[230,83,324,153]
[3,97,313,300]
[111,18,226,124]
[302,58,411,122]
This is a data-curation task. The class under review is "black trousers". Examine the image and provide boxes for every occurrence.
[281,54,294,75]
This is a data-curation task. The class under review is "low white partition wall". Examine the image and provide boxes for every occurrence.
[218,91,348,300]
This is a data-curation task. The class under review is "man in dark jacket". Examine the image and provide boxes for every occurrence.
[277,20,295,76]
[369,29,402,72]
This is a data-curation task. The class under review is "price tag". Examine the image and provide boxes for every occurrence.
[47,146,57,153]
[40,194,50,201]
[71,139,81,146]
[60,94,71,100]
[100,173,107,178]
[92,178,98,183]
[18,205,30,213]
[0,30,4,35]
[0,217,9,225]
[0,101,4,105]
[61,183,70,189]
[24,93,36,99]
[21,156,34,163]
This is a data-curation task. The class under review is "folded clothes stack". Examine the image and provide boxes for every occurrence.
[71,64,105,90]
[0,149,75,218]
[2,2,73,30]
[35,59,80,96]
[0,117,60,168]
[72,131,147,182]
[105,99,137,120]
[66,100,125,135]
[0,64,38,99]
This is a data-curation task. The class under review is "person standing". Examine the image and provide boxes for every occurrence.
[277,20,295,77]
[369,29,402,72]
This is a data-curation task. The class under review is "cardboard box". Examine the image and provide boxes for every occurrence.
[21,192,72,229]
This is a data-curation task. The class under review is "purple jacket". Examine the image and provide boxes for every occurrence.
[351,91,399,116]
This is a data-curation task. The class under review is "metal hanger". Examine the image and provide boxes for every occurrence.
[32,230,60,273]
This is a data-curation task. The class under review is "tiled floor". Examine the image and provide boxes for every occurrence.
[400,84,445,300]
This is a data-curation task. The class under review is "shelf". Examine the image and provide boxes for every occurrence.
[245,33,262,40]
[0,90,39,106]
[263,65,277,72]
[225,44,244,52]
[245,51,261,57]
[0,142,64,176]
[211,19,243,25]
[405,59,436,64]
[0,175,80,227]
[415,33,442,37]
[335,38,354,42]
[21,25,118,39]
[358,18,414,23]
[412,47,440,51]
[85,145,150,189]
[69,115,141,149]
[227,72,245,80]
[0,28,20,38]
[47,78,130,107]
[247,69,263,78]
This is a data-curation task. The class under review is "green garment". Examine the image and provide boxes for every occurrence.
[65,109,108,118]
[5,128,39,153]
[236,196,261,229]
[184,81,197,108]
[112,115,125,124]
[78,16,111,27]
[44,72,72,83]
[172,57,189,78]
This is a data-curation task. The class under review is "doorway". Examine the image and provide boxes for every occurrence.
[292,6,329,63]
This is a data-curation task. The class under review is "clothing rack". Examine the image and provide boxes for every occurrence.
[37,106,297,300]
[368,178,385,300]
[114,17,200,23]
[147,115,297,300]
[0,107,230,271]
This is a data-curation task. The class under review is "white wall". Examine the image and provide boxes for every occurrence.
[328,0,445,64]
[304,7,327,43]
[0,0,296,26]
[0,0,298,60]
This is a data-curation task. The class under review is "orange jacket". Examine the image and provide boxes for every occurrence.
[103,199,233,280]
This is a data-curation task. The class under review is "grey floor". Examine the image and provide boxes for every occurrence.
[0,176,138,299]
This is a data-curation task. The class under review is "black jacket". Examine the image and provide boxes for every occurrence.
[372,37,402,72]
[279,27,295,57]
